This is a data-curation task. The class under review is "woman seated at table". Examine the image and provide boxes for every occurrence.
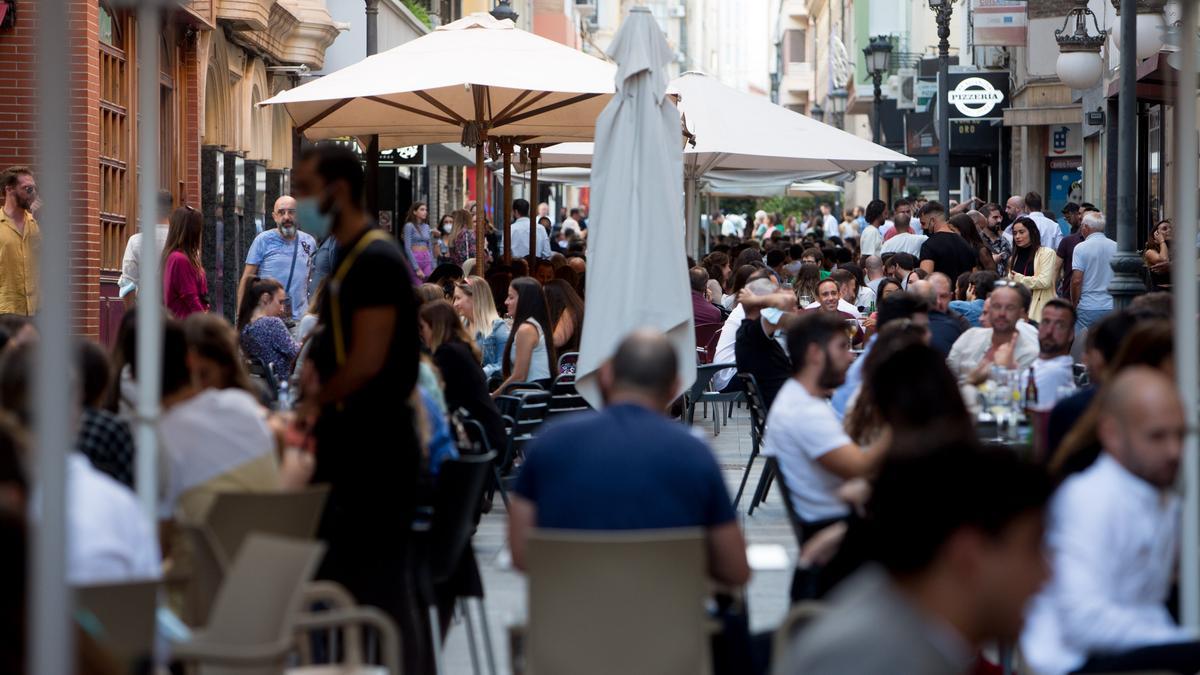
[544,279,585,364]
[494,277,556,395]
[419,300,506,453]
[1008,216,1057,322]
[453,275,510,379]
[236,277,299,383]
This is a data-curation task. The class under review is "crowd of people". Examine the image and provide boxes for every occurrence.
[0,147,1195,675]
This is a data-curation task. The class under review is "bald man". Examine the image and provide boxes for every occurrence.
[508,329,750,587]
[1023,368,1200,675]
[239,195,317,324]
[913,274,965,355]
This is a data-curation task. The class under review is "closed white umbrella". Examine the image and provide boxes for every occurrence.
[574,7,693,409]
[263,13,616,272]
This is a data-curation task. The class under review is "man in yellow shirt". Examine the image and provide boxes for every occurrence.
[0,166,40,315]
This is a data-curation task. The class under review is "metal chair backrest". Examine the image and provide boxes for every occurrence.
[429,452,496,585]
[201,534,325,654]
[456,411,494,455]
[549,372,590,415]
[526,528,710,675]
[510,389,552,438]
[557,351,580,372]
[689,362,736,401]
[75,580,159,669]
[739,372,768,440]
[204,486,330,566]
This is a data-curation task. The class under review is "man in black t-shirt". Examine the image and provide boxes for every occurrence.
[293,144,427,673]
[918,201,978,283]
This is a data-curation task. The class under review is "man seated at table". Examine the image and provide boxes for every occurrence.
[949,271,998,328]
[1021,368,1200,675]
[690,266,723,327]
[780,441,1053,674]
[806,278,864,346]
[1029,299,1077,412]
[762,312,890,541]
[948,284,1039,386]
[508,330,750,586]
[735,278,795,409]
[908,274,965,357]
[710,267,776,394]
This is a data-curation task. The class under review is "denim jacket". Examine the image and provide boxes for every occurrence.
[477,318,511,378]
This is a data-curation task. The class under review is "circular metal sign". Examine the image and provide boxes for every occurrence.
[947,77,1005,118]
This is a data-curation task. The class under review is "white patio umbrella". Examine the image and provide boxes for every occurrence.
[669,71,914,256]
[574,7,693,409]
[262,13,616,272]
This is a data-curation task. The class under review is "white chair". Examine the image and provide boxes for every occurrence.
[171,533,325,675]
[525,528,710,675]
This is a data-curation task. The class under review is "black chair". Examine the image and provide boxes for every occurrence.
[683,362,745,436]
[548,372,590,416]
[732,372,769,511]
[457,411,510,509]
[494,389,552,476]
[426,452,499,675]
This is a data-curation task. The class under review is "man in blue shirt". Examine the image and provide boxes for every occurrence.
[238,196,317,323]
[510,329,750,586]
[830,293,931,418]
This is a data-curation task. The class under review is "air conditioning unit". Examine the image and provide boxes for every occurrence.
[894,69,917,110]
[574,0,596,18]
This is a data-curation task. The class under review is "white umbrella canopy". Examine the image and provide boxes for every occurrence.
[669,71,913,174]
[574,7,694,409]
[263,13,616,148]
[262,12,616,271]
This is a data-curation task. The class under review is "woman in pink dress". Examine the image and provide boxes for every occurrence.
[162,206,209,318]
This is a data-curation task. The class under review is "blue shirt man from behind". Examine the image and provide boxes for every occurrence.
[510,329,751,587]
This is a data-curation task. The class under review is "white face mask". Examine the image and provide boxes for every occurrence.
[442,223,453,233]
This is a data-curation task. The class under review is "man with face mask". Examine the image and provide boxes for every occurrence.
[0,166,41,315]
[238,195,317,326]
[291,144,426,673]
[762,312,890,539]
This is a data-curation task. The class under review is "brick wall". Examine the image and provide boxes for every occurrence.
[182,32,201,206]
[0,0,100,337]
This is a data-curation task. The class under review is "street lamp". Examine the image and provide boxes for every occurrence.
[489,0,519,23]
[828,87,848,129]
[864,35,893,201]
[928,0,953,207]
[810,102,825,123]
[1055,0,1107,90]
[1110,0,1165,61]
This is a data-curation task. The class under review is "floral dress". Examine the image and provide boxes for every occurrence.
[241,316,299,381]
[984,233,1012,277]
[451,227,478,267]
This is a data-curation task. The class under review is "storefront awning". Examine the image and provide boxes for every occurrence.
[1105,52,1196,104]
[427,143,475,167]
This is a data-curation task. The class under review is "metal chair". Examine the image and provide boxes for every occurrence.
[458,411,510,509]
[548,371,590,417]
[732,372,769,511]
[494,389,552,477]
[683,362,745,436]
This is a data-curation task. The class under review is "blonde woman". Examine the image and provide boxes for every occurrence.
[452,275,510,378]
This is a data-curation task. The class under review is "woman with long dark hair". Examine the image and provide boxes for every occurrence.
[1143,218,1172,291]
[544,279,585,356]
[419,300,505,452]
[236,276,299,382]
[1008,216,1057,321]
[402,201,433,281]
[162,206,208,318]
[495,277,556,393]
[949,212,995,272]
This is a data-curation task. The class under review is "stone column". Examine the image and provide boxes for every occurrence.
[221,151,246,320]
[201,146,225,315]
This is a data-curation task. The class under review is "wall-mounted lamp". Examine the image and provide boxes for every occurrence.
[0,1,16,30]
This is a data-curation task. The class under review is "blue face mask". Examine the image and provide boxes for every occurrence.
[296,196,332,240]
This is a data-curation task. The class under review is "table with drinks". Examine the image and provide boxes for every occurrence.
[973,365,1080,461]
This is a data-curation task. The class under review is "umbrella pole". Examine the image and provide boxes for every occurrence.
[684,174,699,261]
[529,146,540,268]
[502,139,513,265]
[475,143,487,276]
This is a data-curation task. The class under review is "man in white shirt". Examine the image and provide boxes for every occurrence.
[1029,299,1077,412]
[821,203,840,239]
[880,198,913,239]
[762,312,888,534]
[1070,210,1117,332]
[948,285,1039,385]
[859,200,885,257]
[711,268,776,391]
[880,213,928,258]
[509,198,550,259]
[1023,191,1063,251]
[1021,368,1200,675]
[118,190,174,302]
